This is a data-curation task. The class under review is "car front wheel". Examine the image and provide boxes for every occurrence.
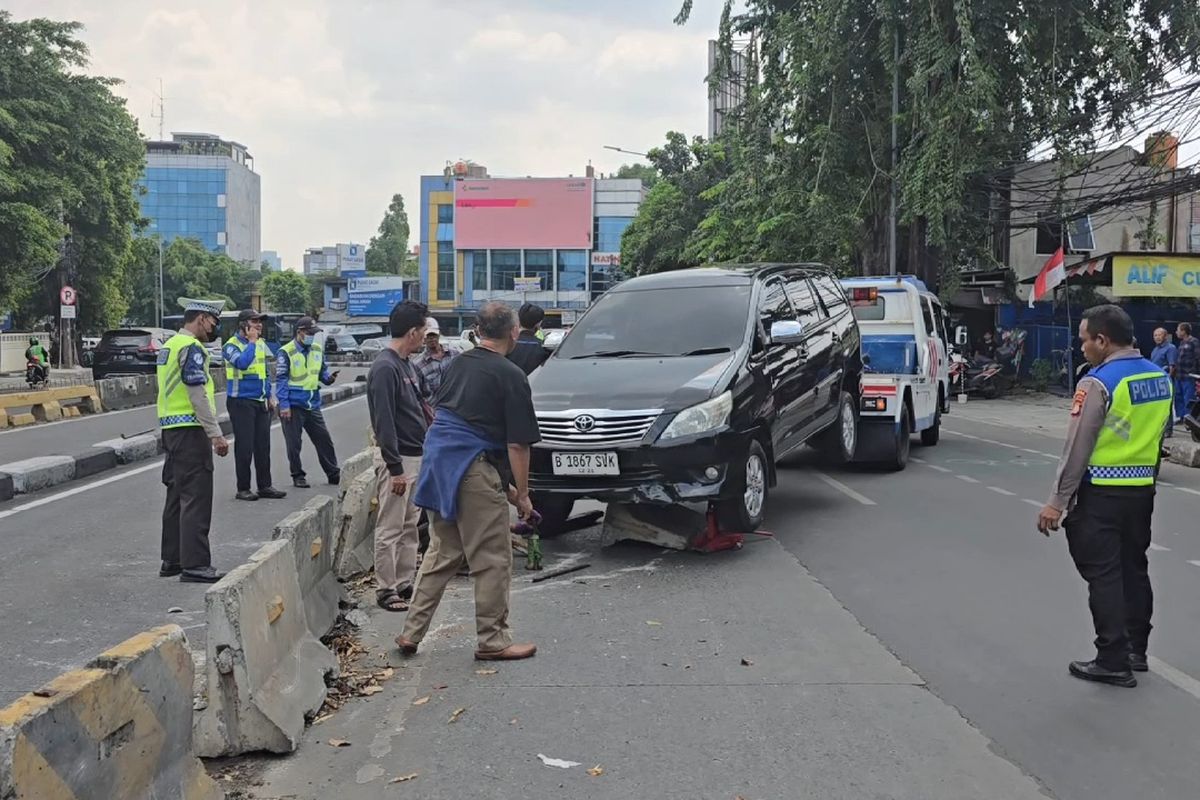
[816,391,858,464]
[716,439,769,532]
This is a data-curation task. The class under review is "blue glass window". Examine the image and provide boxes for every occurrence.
[490,250,519,292]
[523,250,552,291]
[471,251,488,291]
[437,203,453,223]
[595,217,634,253]
[557,250,587,292]
[437,242,455,301]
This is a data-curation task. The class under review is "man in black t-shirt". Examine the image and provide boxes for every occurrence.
[507,303,550,375]
[400,302,542,661]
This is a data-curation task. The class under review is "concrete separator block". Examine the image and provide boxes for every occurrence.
[333,469,378,579]
[601,503,709,551]
[73,447,118,479]
[1166,439,1200,468]
[95,433,161,464]
[31,399,63,422]
[95,374,158,411]
[337,447,375,498]
[0,455,76,494]
[9,412,35,427]
[194,539,338,757]
[0,624,223,800]
[0,473,13,503]
[273,495,344,639]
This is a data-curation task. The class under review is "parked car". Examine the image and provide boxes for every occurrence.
[542,327,571,351]
[91,328,175,379]
[324,333,363,359]
[528,264,863,534]
[360,337,388,360]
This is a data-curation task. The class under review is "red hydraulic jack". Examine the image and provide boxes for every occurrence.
[689,506,775,553]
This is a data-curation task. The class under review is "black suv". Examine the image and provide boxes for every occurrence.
[529,264,862,533]
[91,327,175,379]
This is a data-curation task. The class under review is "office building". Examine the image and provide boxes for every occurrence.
[417,162,646,332]
[303,243,367,276]
[137,132,262,264]
[260,250,283,271]
[707,39,751,140]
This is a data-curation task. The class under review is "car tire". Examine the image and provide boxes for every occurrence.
[531,492,574,538]
[716,439,769,532]
[888,405,912,471]
[816,391,858,465]
[919,408,941,447]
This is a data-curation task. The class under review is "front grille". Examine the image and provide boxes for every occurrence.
[537,408,662,447]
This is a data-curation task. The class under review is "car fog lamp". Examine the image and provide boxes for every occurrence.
[705,466,720,480]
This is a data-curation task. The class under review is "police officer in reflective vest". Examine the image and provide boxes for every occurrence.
[158,299,230,583]
[276,317,341,488]
[1038,304,1172,687]
[224,309,287,502]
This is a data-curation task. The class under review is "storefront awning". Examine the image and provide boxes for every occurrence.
[1018,251,1200,296]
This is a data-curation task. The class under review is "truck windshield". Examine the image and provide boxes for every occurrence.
[556,285,751,360]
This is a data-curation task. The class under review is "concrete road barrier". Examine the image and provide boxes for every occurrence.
[333,469,378,579]
[0,456,76,494]
[95,433,162,465]
[94,374,157,411]
[0,624,223,800]
[72,447,118,480]
[273,496,344,639]
[0,385,102,428]
[337,447,375,497]
[194,539,338,757]
[1165,438,1200,468]
[0,473,12,503]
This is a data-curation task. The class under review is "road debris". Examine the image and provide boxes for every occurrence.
[327,739,351,748]
[530,563,591,583]
[741,658,754,667]
[448,707,467,723]
[412,696,431,706]
[313,615,396,722]
[389,773,419,784]
[537,754,582,769]
[646,620,662,626]
[167,606,184,614]
[587,765,605,777]
[475,668,498,675]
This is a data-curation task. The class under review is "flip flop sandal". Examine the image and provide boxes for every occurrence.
[376,589,409,613]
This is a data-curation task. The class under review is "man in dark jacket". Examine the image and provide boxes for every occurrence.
[507,303,550,375]
[367,300,429,612]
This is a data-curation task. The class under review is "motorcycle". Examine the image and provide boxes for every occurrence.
[948,329,1028,399]
[25,359,49,390]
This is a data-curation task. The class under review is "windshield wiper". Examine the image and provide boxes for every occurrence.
[678,347,732,356]
[570,350,667,359]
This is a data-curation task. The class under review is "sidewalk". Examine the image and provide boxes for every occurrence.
[949,391,1071,438]
[240,533,1047,799]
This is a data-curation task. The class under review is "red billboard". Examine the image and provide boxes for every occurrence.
[454,178,594,250]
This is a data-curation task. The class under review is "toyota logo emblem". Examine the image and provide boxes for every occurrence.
[573,414,596,433]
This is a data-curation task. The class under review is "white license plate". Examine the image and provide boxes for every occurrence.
[551,452,620,476]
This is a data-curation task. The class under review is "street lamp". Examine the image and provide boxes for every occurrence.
[603,145,649,158]
[157,236,164,328]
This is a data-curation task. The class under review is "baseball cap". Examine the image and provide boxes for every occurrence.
[294,316,322,334]
[237,309,268,323]
[424,317,440,336]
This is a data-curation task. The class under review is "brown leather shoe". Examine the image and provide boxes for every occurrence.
[475,643,537,661]
[395,635,419,656]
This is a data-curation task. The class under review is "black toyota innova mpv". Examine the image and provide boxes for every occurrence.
[528,263,863,534]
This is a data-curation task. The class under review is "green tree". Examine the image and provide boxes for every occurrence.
[365,193,412,276]
[0,13,145,336]
[260,270,312,313]
[125,237,259,324]
[615,163,659,189]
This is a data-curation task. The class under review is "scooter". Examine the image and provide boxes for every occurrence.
[949,352,1003,399]
[25,359,49,390]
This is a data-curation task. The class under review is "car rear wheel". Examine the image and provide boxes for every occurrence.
[530,492,574,538]
[888,406,912,471]
[919,407,941,446]
[816,391,858,465]
[716,439,768,532]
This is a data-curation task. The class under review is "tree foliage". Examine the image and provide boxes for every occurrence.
[365,193,413,276]
[614,163,659,188]
[125,237,260,324]
[260,270,312,314]
[0,12,145,332]
[656,0,1200,289]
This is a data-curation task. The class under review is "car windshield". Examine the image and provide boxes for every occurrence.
[101,330,153,348]
[556,284,751,360]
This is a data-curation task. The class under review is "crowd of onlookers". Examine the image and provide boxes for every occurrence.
[1149,322,1198,432]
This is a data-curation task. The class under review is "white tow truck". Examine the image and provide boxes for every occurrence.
[841,275,951,470]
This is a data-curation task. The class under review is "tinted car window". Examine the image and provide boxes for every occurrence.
[783,275,825,327]
[758,279,794,331]
[921,298,936,336]
[100,330,153,348]
[556,285,752,359]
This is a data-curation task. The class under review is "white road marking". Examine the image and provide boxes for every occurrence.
[1021,499,1044,508]
[0,395,366,520]
[1177,487,1200,498]
[988,486,1016,496]
[0,403,153,437]
[1158,481,1175,487]
[814,472,877,506]
[909,456,925,463]
[1149,543,1170,552]
[927,464,952,474]
[956,475,981,484]
[1188,560,1200,569]
[1149,657,1200,704]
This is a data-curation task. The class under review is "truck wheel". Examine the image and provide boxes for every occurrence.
[888,407,911,471]
[816,391,858,465]
[919,408,941,446]
[530,493,574,538]
[716,440,769,532]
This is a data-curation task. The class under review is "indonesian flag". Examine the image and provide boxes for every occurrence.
[1028,247,1066,307]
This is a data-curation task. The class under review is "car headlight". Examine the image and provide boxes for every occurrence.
[659,391,733,441]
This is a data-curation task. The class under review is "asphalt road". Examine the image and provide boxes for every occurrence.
[0,367,368,465]
[0,391,374,700]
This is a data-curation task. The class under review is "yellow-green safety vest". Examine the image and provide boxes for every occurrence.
[281,340,323,392]
[225,335,269,400]
[1086,357,1173,487]
[157,332,216,429]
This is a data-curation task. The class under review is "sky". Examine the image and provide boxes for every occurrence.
[8,0,726,270]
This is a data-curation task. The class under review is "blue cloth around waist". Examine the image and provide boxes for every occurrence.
[413,408,505,522]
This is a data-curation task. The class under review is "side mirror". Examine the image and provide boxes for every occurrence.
[770,319,806,344]
[955,326,969,347]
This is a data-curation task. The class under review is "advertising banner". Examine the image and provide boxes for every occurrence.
[513,276,543,293]
[455,178,593,249]
[1111,254,1200,297]
[338,243,366,277]
[347,276,405,316]
[590,252,621,267]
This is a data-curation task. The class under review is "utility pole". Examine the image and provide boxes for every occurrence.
[888,12,900,276]
[157,236,165,328]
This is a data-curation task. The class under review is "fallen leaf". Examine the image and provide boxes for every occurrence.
[412,696,431,706]
[537,753,582,769]
[327,739,351,748]
[389,773,419,784]
[510,718,518,725]
[376,668,395,680]
[645,620,662,626]
[475,668,498,676]
[433,683,449,690]
[313,713,334,725]
[740,658,754,667]
[448,707,466,723]
[587,765,605,777]
[361,685,383,696]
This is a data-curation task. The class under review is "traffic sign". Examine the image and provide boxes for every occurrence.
[60,286,77,306]
[60,304,77,319]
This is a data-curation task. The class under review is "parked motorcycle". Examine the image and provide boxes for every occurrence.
[25,359,49,390]
[948,329,1027,399]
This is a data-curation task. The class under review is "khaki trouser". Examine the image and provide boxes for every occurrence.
[373,453,423,595]
[402,458,513,652]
